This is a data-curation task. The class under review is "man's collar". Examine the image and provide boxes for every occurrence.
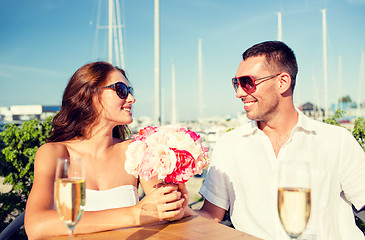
[294,108,317,134]
[241,120,259,137]
[240,108,316,137]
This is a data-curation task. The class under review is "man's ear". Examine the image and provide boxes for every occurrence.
[278,73,292,95]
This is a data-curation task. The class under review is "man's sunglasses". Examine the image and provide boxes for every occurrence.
[232,73,281,94]
[104,82,133,99]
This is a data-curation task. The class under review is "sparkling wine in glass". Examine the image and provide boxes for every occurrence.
[278,161,311,239]
[54,157,85,238]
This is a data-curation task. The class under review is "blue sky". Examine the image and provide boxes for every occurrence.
[1,0,364,122]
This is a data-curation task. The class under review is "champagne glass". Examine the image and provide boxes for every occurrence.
[278,161,311,239]
[54,157,86,238]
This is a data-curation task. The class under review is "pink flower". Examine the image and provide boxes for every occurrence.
[179,128,201,142]
[134,126,158,141]
[194,154,209,175]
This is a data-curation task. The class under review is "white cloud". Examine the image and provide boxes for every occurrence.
[0,63,64,78]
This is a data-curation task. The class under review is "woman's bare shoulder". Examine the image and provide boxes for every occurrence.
[122,138,134,145]
[37,142,69,156]
[114,138,133,150]
[34,142,70,167]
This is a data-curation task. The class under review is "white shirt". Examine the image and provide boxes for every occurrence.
[84,185,139,211]
[199,110,365,240]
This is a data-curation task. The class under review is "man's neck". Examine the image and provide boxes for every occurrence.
[258,106,298,157]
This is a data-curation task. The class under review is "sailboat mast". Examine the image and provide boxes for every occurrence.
[198,38,203,120]
[312,69,322,119]
[338,55,342,110]
[321,9,329,119]
[277,12,282,41]
[357,50,364,117]
[94,0,126,68]
[171,61,177,124]
[115,0,125,69]
[108,0,113,64]
[154,0,161,125]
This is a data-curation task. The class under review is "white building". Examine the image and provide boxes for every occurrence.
[0,105,60,127]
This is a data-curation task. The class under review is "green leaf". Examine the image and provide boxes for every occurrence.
[0,117,53,231]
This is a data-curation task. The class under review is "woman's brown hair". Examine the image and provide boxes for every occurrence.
[48,61,131,142]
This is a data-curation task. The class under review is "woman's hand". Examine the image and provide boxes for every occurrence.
[166,183,191,221]
[136,183,185,225]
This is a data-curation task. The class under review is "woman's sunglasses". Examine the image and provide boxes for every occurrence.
[232,73,281,94]
[104,82,133,99]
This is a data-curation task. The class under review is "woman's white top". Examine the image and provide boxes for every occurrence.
[84,185,139,211]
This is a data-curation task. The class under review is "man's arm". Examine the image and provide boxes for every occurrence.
[198,200,226,222]
[185,199,226,223]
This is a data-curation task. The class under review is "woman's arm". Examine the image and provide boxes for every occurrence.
[24,143,72,239]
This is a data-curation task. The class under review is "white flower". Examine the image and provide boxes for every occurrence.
[125,141,147,177]
[144,130,168,147]
[150,145,177,180]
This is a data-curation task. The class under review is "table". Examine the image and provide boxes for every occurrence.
[44,215,262,240]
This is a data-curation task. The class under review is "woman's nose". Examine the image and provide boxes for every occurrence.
[127,93,136,103]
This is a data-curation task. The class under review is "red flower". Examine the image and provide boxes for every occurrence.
[165,148,196,183]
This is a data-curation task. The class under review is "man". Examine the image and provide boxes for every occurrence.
[196,41,365,239]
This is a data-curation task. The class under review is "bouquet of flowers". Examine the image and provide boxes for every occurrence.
[125,125,209,184]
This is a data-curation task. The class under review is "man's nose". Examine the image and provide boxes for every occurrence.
[235,86,248,98]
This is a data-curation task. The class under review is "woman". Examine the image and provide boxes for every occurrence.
[25,61,188,239]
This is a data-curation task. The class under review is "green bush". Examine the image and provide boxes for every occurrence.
[325,109,365,151]
[0,117,52,237]
[352,117,365,151]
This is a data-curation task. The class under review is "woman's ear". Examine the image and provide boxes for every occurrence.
[278,73,292,95]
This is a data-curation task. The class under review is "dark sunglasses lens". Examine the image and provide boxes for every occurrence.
[239,76,255,93]
[232,78,239,91]
[115,82,129,99]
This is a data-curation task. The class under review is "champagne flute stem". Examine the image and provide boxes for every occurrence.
[67,227,74,240]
